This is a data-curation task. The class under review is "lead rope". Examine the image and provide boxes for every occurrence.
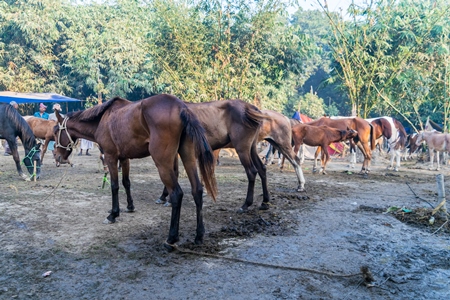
[170,243,371,280]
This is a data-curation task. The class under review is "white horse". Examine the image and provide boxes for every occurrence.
[415,131,450,170]
[366,116,407,171]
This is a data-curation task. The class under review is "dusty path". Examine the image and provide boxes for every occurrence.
[0,148,449,299]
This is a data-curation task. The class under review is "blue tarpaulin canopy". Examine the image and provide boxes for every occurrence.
[0,92,81,104]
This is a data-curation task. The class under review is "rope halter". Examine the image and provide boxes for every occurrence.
[21,145,41,168]
[56,116,76,151]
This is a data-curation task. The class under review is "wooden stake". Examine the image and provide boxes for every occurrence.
[34,160,37,182]
[434,174,447,215]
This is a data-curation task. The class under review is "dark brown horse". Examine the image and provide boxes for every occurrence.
[157,99,270,212]
[289,123,358,174]
[53,94,217,250]
[259,110,306,191]
[0,103,41,180]
[307,117,376,173]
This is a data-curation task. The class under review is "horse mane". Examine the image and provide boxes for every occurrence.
[3,104,36,149]
[67,97,132,122]
[427,119,443,132]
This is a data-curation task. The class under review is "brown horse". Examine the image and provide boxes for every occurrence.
[289,123,358,174]
[53,94,217,250]
[307,117,376,173]
[259,110,306,191]
[24,116,60,165]
[157,100,270,212]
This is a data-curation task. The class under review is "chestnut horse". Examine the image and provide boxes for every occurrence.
[415,131,450,170]
[259,110,306,191]
[307,117,376,173]
[367,117,407,171]
[0,103,41,180]
[288,123,358,174]
[53,94,217,250]
[23,116,59,164]
[157,100,270,212]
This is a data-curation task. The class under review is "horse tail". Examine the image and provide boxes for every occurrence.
[243,104,267,129]
[180,108,218,201]
[395,119,408,149]
[370,123,376,151]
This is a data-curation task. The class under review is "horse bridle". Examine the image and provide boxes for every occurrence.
[56,116,76,151]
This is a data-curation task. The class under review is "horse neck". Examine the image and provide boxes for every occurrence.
[67,119,98,142]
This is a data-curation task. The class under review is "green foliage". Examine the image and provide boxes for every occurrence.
[0,0,448,126]
[298,92,325,118]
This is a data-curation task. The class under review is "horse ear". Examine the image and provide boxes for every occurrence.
[55,109,64,123]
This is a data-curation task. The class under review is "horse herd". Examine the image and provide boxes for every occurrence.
[0,95,443,249]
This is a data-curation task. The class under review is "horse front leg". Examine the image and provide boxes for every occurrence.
[8,141,27,181]
[104,159,121,224]
[41,138,50,164]
[436,151,440,171]
[120,158,135,212]
[429,150,435,170]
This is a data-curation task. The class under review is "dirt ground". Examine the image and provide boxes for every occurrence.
[0,146,449,300]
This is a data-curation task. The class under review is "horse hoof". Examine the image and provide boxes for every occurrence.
[103,218,114,224]
[237,207,248,214]
[297,186,306,192]
[70,164,74,168]
[259,203,270,210]
[155,199,165,204]
[125,208,135,213]
[163,202,172,207]
[163,242,177,252]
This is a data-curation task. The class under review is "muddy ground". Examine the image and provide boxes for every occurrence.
[0,147,449,299]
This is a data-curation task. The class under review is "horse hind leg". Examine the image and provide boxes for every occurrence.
[155,158,179,205]
[394,150,401,171]
[251,144,270,210]
[178,148,205,245]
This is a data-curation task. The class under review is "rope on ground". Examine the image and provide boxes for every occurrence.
[13,167,68,206]
[173,244,370,279]
[405,182,434,208]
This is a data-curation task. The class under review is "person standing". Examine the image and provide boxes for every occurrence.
[48,103,64,159]
[3,101,19,156]
[78,139,93,156]
[34,103,49,119]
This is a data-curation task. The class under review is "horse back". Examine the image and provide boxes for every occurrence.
[25,117,57,139]
[186,100,263,149]
[259,110,291,141]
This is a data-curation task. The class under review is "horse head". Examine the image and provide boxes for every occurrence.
[22,143,42,179]
[415,131,426,146]
[345,127,358,140]
[53,110,75,166]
